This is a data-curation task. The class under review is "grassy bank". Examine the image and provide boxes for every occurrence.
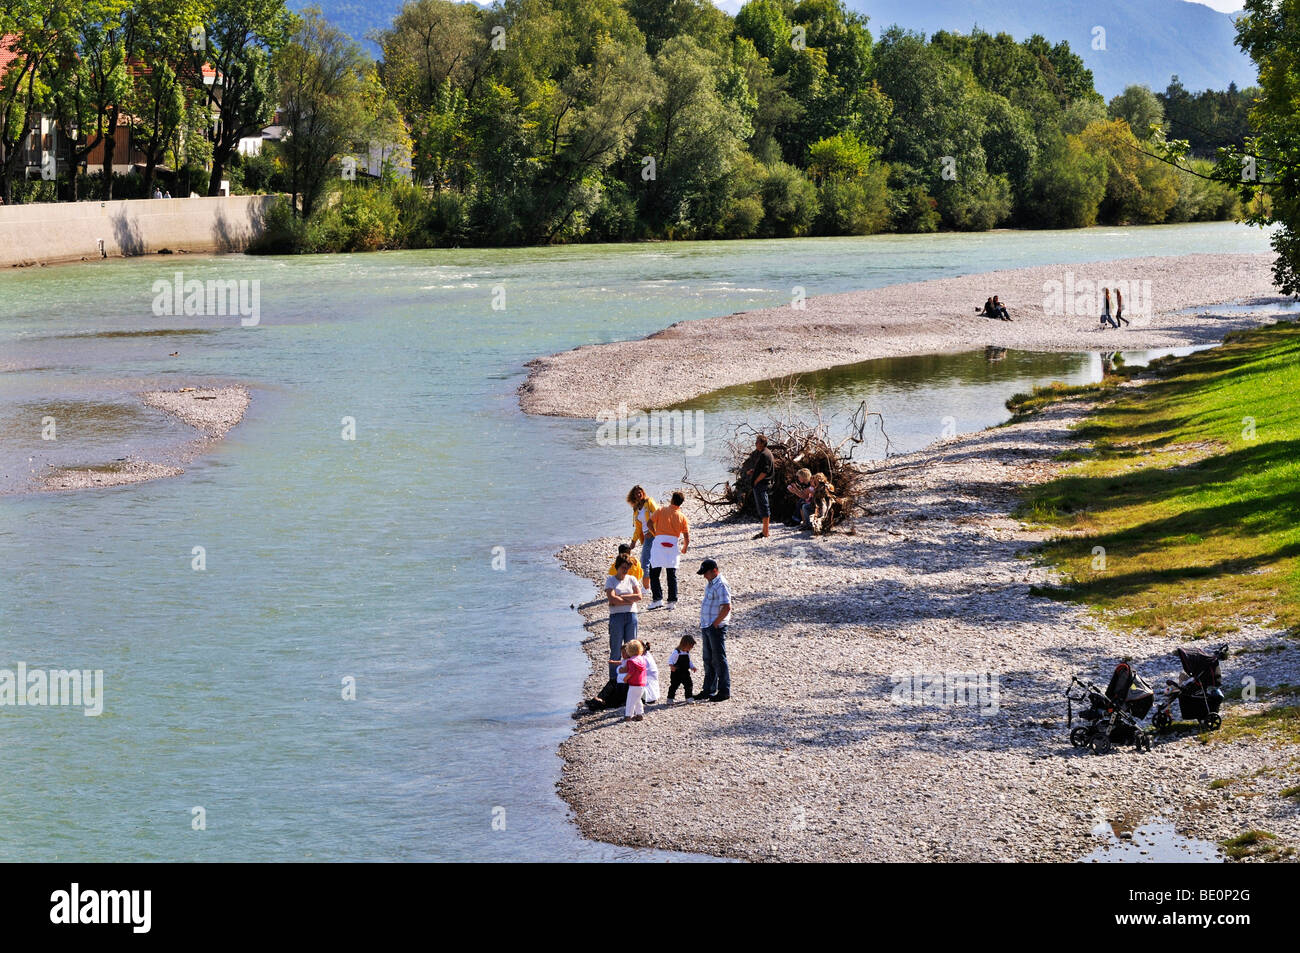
[1013,322,1300,638]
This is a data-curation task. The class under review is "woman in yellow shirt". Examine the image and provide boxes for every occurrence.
[628,485,658,579]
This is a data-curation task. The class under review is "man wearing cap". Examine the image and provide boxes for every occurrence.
[695,559,733,702]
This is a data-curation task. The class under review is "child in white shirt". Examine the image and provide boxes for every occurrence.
[641,640,660,705]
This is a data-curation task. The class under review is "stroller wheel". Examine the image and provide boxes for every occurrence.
[1070,726,1090,748]
[1134,732,1152,753]
[1152,711,1171,731]
[1206,713,1222,731]
[1090,734,1112,756]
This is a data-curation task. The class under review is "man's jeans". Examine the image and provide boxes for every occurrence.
[700,625,730,697]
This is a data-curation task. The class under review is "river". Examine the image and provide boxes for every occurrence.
[0,221,1272,860]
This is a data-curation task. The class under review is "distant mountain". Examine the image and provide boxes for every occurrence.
[849,0,1256,97]
[290,1,406,51]
[296,0,1257,99]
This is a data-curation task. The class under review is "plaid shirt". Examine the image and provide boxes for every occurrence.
[699,574,733,629]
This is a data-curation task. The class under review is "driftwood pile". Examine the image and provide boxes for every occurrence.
[687,381,887,533]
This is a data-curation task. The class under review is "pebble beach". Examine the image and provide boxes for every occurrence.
[558,395,1300,861]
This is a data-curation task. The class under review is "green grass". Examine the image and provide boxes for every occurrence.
[1018,323,1300,636]
[1005,378,1126,418]
[1224,682,1300,701]
[1220,830,1283,860]
[1214,702,1300,746]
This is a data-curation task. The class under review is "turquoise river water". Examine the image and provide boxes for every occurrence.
[0,221,1272,860]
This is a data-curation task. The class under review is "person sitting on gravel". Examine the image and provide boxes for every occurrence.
[585,658,629,712]
[787,468,815,528]
[808,473,836,534]
[977,296,1012,321]
[585,680,624,711]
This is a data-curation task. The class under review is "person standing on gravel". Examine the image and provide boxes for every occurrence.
[604,555,643,680]
[742,435,775,540]
[647,491,690,609]
[1100,288,1120,329]
[695,559,733,702]
[627,485,658,577]
[1114,287,1130,327]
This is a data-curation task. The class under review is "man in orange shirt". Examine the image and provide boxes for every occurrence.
[647,490,690,609]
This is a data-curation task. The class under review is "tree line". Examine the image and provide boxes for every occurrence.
[0,0,1262,252]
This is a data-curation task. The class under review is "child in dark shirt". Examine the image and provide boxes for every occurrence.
[667,634,697,701]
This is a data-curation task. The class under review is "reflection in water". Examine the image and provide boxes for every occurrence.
[680,349,1155,462]
[1080,819,1224,863]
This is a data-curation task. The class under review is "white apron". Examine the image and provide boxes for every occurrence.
[648,533,681,569]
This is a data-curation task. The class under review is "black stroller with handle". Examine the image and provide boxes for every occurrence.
[1067,661,1155,754]
[1152,643,1229,731]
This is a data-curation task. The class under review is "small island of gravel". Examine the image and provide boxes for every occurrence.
[520,253,1280,418]
[37,386,251,493]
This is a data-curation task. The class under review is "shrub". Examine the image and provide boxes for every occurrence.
[246,197,307,254]
[236,149,284,194]
[1167,161,1242,223]
[813,163,891,235]
[308,186,400,252]
[757,161,818,237]
[1022,136,1107,228]
[889,182,940,233]
[937,171,1013,231]
[586,178,641,243]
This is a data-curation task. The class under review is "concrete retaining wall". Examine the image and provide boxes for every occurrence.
[0,194,277,266]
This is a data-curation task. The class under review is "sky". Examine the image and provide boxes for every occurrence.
[708,0,1245,11]
[464,0,1247,17]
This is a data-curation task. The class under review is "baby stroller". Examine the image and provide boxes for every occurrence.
[1067,661,1155,754]
[1152,643,1229,731]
